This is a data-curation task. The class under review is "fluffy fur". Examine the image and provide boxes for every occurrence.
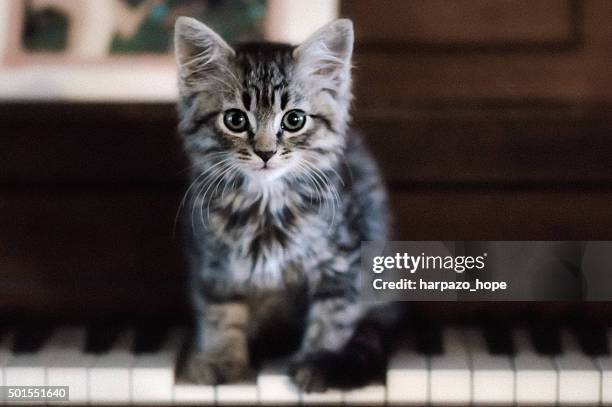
[175,17,395,390]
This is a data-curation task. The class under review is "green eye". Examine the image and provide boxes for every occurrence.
[223,109,248,132]
[281,110,306,132]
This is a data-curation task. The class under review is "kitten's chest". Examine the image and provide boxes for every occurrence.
[211,199,297,249]
[208,192,330,283]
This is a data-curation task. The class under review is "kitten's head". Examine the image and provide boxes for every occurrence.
[175,17,353,184]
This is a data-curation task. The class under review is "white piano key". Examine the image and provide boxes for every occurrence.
[300,388,343,405]
[47,352,93,405]
[513,328,557,405]
[386,335,428,405]
[216,382,259,405]
[4,331,51,406]
[0,331,15,406]
[131,329,184,404]
[596,328,612,405]
[3,352,47,387]
[4,328,61,403]
[4,354,47,406]
[257,359,300,405]
[598,357,612,406]
[0,330,15,385]
[557,356,600,405]
[44,327,91,405]
[429,328,471,405]
[342,383,386,405]
[172,381,216,405]
[555,328,600,406]
[465,329,514,405]
[87,329,135,404]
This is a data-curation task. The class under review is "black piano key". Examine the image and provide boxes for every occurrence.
[483,324,515,355]
[530,324,562,355]
[12,322,52,353]
[575,324,608,356]
[133,322,168,354]
[415,324,443,355]
[84,322,125,354]
[0,325,14,348]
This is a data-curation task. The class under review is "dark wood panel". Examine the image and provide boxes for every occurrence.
[352,51,588,107]
[343,0,577,48]
[0,189,187,315]
[346,1,612,107]
[0,103,183,183]
[393,189,612,240]
[2,188,611,315]
[3,103,612,186]
[359,106,612,184]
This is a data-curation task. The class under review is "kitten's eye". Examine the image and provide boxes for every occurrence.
[223,109,248,133]
[281,110,306,132]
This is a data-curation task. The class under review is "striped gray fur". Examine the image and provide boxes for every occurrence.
[175,17,396,391]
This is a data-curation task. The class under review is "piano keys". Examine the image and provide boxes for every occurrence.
[4,327,52,406]
[0,329,14,388]
[428,328,471,405]
[466,328,514,405]
[257,359,300,405]
[300,386,343,405]
[131,329,183,404]
[43,327,91,405]
[88,328,135,404]
[342,382,386,405]
[386,332,428,405]
[172,381,216,405]
[555,328,600,405]
[597,328,612,405]
[513,328,558,405]
[0,324,609,405]
[216,381,259,405]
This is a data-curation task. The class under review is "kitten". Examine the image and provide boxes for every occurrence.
[175,17,397,391]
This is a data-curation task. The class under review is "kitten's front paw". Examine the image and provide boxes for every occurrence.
[288,352,336,393]
[183,352,251,385]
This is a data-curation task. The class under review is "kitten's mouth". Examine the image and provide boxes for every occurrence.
[247,162,276,172]
[253,163,284,177]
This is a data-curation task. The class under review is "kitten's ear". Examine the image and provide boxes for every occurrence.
[174,17,234,94]
[293,19,354,94]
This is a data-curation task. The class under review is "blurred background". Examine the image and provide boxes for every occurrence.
[1,0,611,324]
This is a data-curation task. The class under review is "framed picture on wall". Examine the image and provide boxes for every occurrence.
[0,0,338,101]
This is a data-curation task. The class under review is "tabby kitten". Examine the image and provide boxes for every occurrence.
[175,17,395,391]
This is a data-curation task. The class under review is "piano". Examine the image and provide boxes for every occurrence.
[1,322,611,405]
[4,2,612,404]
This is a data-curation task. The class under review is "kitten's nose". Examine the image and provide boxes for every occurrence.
[254,149,276,163]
